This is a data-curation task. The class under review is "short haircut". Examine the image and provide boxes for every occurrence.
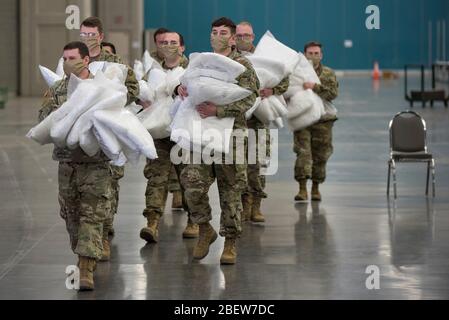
[237,21,253,28]
[101,41,116,54]
[63,41,90,58]
[211,17,236,34]
[81,16,103,34]
[153,27,170,42]
[166,31,184,46]
[304,41,323,53]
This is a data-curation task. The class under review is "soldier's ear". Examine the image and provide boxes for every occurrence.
[99,32,104,42]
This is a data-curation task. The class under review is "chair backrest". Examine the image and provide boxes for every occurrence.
[389,111,427,153]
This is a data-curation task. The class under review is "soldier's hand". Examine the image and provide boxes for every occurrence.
[177,85,189,100]
[260,88,274,98]
[196,102,217,118]
[303,82,316,90]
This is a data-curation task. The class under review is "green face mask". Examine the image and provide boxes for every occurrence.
[210,35,231,52]
[236,38,253,52]
[81,36,100,52]
[63,58,86,77]
[160,45,180,59]
[308,56,321,69]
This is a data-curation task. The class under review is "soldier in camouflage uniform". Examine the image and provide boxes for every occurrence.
[293,41,338,202]
[80,17,139,254]
[150,27,170,64]
[38,42,112,291]
[236,21,290,224]
[140,31,199,244]
[150,28,187,210]
[177,18,259,265]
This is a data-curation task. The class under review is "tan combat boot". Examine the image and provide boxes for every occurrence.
[294,180,308,201]
[78,256,96,291]
[171,190,183,209]
[311,181,322,201]
[139,212,160,243]
[100,239,111,262]
[251,196,265,223]
[241,194,253,222]
[182,218,199,238]
[220,238,237,265]
[193,222,218,260]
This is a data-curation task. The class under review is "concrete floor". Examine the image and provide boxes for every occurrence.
[0,76,448,300]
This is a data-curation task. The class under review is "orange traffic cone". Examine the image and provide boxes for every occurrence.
[372,61,381,80]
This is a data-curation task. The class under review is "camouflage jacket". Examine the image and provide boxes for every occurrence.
[216,49,260,130]
[150,50,164,64]
[91,47,139,105]
[38,78,109,163]
[313,64,339,122]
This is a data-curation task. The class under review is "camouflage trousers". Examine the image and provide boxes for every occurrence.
[103,165,124,238]
[246,118,268,198]
[180,161,247,238]
[168,166,181,192]
[293,121,334,183]
[143,137,189,218]
[58,161,113,260]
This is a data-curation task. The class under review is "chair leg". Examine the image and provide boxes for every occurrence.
[392,160,397,199]
[387,161,391,196]
[431,159,436,198]
[426,161,430,196]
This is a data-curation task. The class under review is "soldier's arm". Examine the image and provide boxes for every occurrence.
[124,67,140,104]
[313,69,338,101]
[112,54,140,105]
[272,76,290,96]
[216,59,259,118]
[38,89,58,123]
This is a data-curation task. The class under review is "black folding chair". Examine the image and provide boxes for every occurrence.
[387,111,436,199]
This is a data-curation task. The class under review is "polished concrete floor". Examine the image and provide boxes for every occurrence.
[0,76,448,300]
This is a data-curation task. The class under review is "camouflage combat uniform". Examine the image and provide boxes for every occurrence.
[39,78,113,260]
[150,50,164,65]
[180,49,259,238]
[143,55,190,220]
[91,47,140,237]
[293,63,338,183]
[240,46,289,199]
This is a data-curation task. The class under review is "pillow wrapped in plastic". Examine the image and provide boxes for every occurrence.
[246,55,288,88]
[66,80,127,150]
[39,65,63,87]
[170,98,235,154]
[50,71,126,148]
[133,60,145,81]
[26,111,55,145]
[93,108,158,161]
[89,61,128,85]
[287,90,325,131]
[183,52,246,83]
[254,31,299,74]
[138,96,174,139]
[171,52,252,153]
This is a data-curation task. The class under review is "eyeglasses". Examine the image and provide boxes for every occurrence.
[235,34,253,40]
[80,32,98,38]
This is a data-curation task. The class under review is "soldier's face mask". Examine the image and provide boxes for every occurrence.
[210,35,231,52]
[236,37,253,52]
[81,35,100,52]
[63,58,86,77]
[160,44,180,59]
[308,56,321,69]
